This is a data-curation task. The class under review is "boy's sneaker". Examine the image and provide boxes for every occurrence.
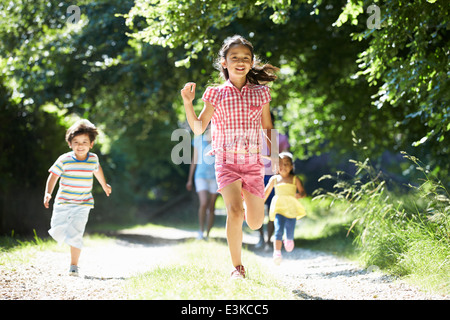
[69,265,79,277]
[231,265,246,280]
[284,239,295,252]
[273,251,282,265]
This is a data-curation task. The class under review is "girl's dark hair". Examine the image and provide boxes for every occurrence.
[214,35,279,85]
[65,119,99,143]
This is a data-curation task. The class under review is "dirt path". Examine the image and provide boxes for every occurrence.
[253,246,448,300]
[1,226,448,300]
[0,237,177,299]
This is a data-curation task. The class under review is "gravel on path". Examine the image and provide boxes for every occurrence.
[253,246,449,300]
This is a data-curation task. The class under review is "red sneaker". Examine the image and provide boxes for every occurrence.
[231,265,246,279]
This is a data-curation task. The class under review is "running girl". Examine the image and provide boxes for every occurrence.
[181,35,279,279]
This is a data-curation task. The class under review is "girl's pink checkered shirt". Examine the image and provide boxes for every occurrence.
[202,80,271,155]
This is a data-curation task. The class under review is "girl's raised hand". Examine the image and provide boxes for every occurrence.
[181,82,196,102]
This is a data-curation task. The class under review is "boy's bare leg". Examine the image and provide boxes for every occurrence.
[70,246,81,266]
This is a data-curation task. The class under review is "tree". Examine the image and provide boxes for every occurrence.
[125,0,449,180]
[0,0,195,233]
[1,0,448,234]
[335,0,449,174]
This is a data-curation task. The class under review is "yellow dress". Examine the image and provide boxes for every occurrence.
[269,176,306,221]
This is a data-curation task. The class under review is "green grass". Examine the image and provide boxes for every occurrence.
[117,196,359,300]
[123,239,294,300]
[312,151,450,296]
[115,195,294,300]
[0,230,59,267]
[396,238,450,294]
[0,232,114,268]
[293,197,358,259]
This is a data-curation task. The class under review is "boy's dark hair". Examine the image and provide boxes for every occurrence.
[65,119,99,143]
[215,35,279,85]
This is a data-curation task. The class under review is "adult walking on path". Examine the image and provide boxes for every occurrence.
[186,128,219,240]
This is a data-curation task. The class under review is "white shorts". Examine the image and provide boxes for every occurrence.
[195,178,218,194]
[48,204,90,249]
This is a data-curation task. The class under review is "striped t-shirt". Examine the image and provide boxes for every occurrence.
[49,152,99,208]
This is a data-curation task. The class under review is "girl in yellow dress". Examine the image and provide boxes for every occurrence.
[264,152,306,264]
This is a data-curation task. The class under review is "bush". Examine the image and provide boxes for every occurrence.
[314,148,449,294]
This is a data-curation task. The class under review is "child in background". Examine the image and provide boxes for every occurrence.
[264,152,306,265]
[43,119,111,276]
[256,111,291,250]
[181,35,279,279]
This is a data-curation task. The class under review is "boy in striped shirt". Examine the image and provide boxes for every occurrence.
[44,119,111,276]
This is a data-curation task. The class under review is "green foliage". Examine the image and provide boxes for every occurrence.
[0,0,195,232]
[99,119,187,208]
[126,0,449,175]
[0,74,67,234]
[125,0,375,160]
[337,0,449,172]
[315,138,449,294]
[1,0,448,234]
[124,0,293,67]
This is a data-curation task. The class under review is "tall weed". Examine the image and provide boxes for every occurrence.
[314,134,449,294]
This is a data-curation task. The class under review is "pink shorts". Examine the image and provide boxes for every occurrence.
[214,152,265,198]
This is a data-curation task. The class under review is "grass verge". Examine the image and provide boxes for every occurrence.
[312,149,450,296]
[0,232,114,268]
[123,239,294,300]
